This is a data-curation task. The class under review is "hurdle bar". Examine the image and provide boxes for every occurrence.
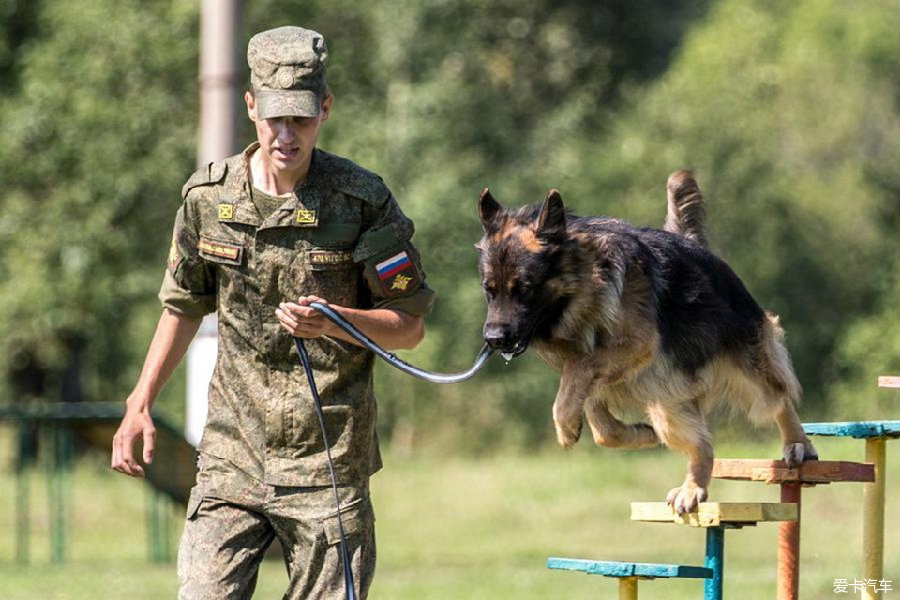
[712,459,874,600]
[547,557,712,599]
[631,502,797,600]
[802,420,900,600]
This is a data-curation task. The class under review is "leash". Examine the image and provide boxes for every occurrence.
[306,301,494,383]
[294,336,358,600]
[293,301,495,599]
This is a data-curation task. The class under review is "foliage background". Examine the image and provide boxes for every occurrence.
[2,0,900,452]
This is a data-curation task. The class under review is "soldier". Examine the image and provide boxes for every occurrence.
[111,26,433,599]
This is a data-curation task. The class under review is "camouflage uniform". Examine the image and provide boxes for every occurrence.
[165,26,433,600]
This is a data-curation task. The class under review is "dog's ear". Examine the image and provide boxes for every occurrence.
[537,189,566,237]
[478,188,503,229]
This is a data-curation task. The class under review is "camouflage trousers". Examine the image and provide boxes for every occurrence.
[177,454,376,600]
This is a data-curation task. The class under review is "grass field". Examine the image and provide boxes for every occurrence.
[0,431,897,599]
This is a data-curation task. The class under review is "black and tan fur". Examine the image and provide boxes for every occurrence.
[476,171,817,513]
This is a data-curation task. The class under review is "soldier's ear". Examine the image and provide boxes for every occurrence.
[537,189,566,237]
[478,188,503,230]
[245,90,258,122]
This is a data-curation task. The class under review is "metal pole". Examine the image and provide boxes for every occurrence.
[14,421,33,564]
[703,526,724,600]
[198,0,240,166]
[188,0,241,447]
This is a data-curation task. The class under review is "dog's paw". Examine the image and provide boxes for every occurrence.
[782,440,818,468]
[666,483,708,516]
[554,419,583,450]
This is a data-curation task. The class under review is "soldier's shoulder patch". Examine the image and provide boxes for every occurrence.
[181,160,228,199]
[167,235,183,274]
[372,250,421,297]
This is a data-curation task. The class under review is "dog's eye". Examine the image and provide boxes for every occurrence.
[483,283,496,300]
[514,281,532,296]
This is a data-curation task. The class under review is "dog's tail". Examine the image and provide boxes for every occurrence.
[663,170,707,247]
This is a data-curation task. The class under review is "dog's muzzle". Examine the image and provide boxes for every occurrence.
[483,323,530,359]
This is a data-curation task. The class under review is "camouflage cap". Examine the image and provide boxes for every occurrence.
[247,26,328,120]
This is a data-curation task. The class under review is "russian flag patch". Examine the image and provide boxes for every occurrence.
[370,249,421,295]
[376,251,413,281]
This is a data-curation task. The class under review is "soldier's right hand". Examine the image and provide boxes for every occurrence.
[111,405,156,478]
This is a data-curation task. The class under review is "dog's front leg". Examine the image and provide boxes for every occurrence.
[552,359,594,449]
[647,403,713,515]
[585,402,660,449]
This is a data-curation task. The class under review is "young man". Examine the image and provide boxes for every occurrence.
[111,26,433,599]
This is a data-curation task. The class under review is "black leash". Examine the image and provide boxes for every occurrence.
[293,301,494,599]
[294,336,358,600]
[306,301,494,383]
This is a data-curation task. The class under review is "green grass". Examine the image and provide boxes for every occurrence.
[0,433,897,599]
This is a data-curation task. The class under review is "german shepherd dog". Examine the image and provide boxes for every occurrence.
[476,172,818,513]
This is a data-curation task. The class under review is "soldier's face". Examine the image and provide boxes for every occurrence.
[245,92,333,175]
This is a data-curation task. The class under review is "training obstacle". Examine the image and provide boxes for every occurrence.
[0,402,195,563]
[546,557,712,599]
[548,502,796,599]
[632,502,796,600]
[801,418,900,600]
[712,459,874,600]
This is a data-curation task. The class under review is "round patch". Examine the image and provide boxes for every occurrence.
[276,68,295,89]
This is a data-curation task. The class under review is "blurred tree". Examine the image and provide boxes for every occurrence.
[513,0,900,419]
[3,0,896,453]
[830,254,900,419]
[0,0,198,406]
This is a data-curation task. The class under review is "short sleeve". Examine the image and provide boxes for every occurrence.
[354,194,435,317]
[158,201,217,317]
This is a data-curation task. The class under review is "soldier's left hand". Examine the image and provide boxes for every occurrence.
[276,295,334,338]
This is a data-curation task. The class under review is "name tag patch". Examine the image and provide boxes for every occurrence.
[309,250,354,270]
[197,237,243,265]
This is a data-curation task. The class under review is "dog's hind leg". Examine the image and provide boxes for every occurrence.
[774,402,819,467]
[584,401,660,449]
[758,313,818,467]
[647,402,713,515]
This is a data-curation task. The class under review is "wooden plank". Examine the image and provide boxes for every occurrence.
[712,459,874,484]
[803,421,900,439]
[877,376,900,388]
[547,557,712,579]
[631,502,797,527]
[863,438,887,600]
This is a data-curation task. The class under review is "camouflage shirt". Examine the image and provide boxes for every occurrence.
[160,143,434,487]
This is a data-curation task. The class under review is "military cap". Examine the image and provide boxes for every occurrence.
[247,26,328,120]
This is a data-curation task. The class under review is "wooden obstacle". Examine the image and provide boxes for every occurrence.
[548,502,796,600]
[546,557,712,599]
[801,419,900,600]
[632,502,797,600]
[548,386,895,599]
[712,459,874,600]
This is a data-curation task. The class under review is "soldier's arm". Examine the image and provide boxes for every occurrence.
[111,308,201,477]
[276,296,424,350]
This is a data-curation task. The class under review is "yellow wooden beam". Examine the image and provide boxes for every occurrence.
[862,438,886,600]
[618,576,638,600]
[631,502,798,527]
